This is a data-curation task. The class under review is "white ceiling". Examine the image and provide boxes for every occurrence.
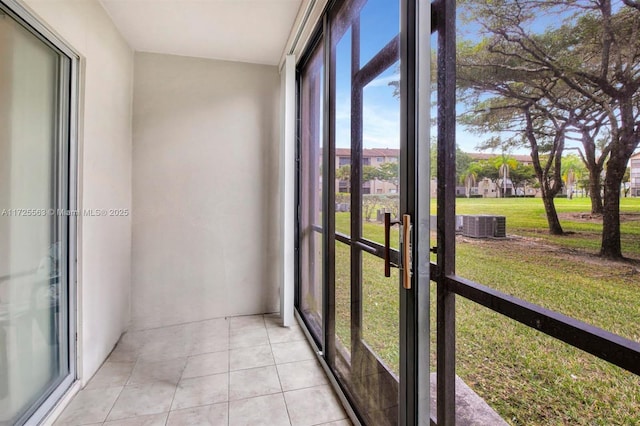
[100,0,303,66]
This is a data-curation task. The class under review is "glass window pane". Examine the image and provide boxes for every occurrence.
[361,251,399,375]
[361,62,400,243]
[335,239,351,354]
[359,0,400,67]
[335,27,352,237]
[454,0,640,343]
[299,39,325,341]
[430,2,640,423]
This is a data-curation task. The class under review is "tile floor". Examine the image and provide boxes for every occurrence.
[54,314,352,426]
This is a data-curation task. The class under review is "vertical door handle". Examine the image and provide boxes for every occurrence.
[384,213,400,277]
[402,214,412,289]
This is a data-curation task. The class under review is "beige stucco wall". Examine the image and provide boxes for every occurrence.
[131,52,281,329]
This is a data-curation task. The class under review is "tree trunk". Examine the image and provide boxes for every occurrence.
[600,174,622,259]
[541,188,564,235]
[523,108,566,235]
[588,172,603,214]
[599,144,630,259]
[599,101,638,259]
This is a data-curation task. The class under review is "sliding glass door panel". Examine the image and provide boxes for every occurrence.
[328,0,401,423]
[298,38,325,343]
[0,5,73,424]
[296,0,430,423]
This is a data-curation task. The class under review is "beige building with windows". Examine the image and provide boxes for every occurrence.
[335,148,399,194]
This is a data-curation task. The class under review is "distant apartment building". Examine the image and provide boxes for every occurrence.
[631,152,640,197]
[335,148,399,194]
[338,150,541,197]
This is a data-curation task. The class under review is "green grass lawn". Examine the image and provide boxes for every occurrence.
[453,197,640,256]
[332,196,640,425]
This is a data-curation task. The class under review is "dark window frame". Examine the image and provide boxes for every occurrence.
[431,0,640,424]
[297,1,640,425]
[295,0,425,424]
[295,26,325,350]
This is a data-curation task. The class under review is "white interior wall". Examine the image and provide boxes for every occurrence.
[23,0,134,385]
[279,55,296,327]
[131,52,281,330]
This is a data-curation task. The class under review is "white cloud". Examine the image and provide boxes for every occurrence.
[367,73,400,88]
[362,102,400,149]
[334,89,401,149]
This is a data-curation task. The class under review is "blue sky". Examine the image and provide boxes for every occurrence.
[332,0,629,156]
[333,0,496,154]
[334,0,400,151]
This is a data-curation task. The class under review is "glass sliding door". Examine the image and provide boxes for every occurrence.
[0,2,76,424]
[298,36,325,345]
[296,0,430,424]
[328,0,402,423]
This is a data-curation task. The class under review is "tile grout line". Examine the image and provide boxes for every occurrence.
[101,340,143,423]
[131,316,230,333]
[267,314,293,426]
[228,388,287,403]
[99,409,169,425]
[275,357,294,426]
[101,367,134,423]
[164,337,189,425]
[272,356,317,366]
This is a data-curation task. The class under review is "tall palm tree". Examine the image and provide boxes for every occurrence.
[492,155,517,197]
[561,154,587,199]
[460,163,480,198]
